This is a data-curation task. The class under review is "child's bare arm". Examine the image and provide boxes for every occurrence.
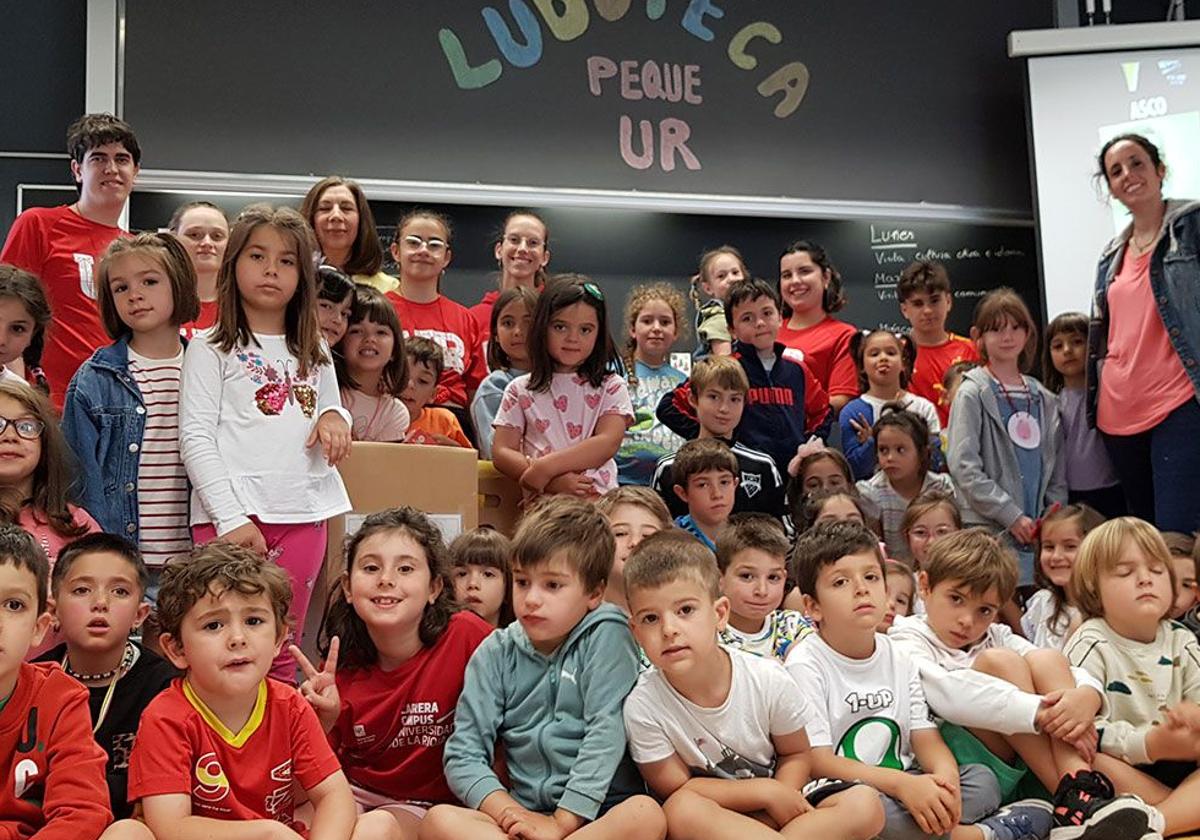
[141,794,302,840]
[303,771,355,840]
[770,729,814,792]
[522,415,626,490]
[638,753,796,823]
[809,747,911,800]
[491,426,532,481]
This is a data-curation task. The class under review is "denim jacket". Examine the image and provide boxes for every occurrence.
[1088,199,1200,427]
[61,337,181,542]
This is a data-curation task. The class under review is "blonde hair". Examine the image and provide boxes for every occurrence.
[690,246,748,342]
[689,355,749,397]
[1071,517,1176,621]
[924,528,1018,603]
[623,282,686,389]
[595,486,672,529]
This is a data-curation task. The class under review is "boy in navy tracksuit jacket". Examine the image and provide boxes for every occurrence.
[656,278,832,474]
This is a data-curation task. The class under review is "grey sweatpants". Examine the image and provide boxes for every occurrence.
[880,763,1002,840]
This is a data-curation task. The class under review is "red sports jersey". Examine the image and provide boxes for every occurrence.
[0,663,111,840]
[909,333,980,426]
[128,678,341,827]
[776,316,859,399]
[330,611,491,804]
[387,293,487,408]
[0,206,129,407]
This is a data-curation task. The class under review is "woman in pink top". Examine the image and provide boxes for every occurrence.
[1088,132,1200,532]
[776,240,859,413]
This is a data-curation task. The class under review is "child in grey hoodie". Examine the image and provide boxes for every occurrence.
[425,497,666,840]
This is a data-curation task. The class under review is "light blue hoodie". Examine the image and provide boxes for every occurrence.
[444,602,641,819]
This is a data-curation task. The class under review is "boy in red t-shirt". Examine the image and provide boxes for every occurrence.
[1,114,141,407]
[897,260,980,426]
[0,524,145,840]
[128,543,358,840]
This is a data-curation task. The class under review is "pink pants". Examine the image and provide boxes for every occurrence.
[192,518,327,682]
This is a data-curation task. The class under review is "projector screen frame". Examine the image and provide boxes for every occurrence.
[1011,20,1200,320]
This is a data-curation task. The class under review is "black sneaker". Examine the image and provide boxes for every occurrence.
[1050,769,1163,840]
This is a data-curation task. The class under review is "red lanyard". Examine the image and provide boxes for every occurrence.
[987,365,1030,415]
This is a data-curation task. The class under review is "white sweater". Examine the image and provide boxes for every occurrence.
[888,614,1104,735]
[180,334,351,534]
[1065,617,1200,765]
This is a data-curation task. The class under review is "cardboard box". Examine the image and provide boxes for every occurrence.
[301,442,479,656]
[477,460,522,537]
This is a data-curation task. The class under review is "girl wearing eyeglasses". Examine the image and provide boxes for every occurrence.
[0,380,100,565]
[386,210,487,434]
[492,275,634,499]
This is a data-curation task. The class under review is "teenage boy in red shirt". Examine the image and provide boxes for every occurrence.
[1,114,140,406]
[898,260,979,427]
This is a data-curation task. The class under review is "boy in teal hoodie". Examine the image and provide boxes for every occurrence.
[426,497,667,840]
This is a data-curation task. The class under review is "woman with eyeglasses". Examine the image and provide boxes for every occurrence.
[469,210,551,344]
[386,210,487,438]
[299,176,398,294]
[0,381,99,565]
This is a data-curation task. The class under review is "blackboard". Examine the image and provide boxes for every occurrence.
[121,0,1049,213]
[128,192,1041,345]
[0,0,85,154]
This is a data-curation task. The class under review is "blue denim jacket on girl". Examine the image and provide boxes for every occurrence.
[61,336,182,542]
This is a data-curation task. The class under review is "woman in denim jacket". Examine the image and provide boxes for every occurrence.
[1088,132,1200,531]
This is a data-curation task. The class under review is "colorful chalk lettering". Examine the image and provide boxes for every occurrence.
[619,117,701,171]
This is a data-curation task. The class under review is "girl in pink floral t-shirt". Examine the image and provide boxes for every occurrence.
[493,275,634,498]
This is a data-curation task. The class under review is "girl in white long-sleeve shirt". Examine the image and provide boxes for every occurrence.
[180,204,352,679]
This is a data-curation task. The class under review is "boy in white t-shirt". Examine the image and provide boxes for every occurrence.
[621,530,884,840]
[715,514,812,660]
[787,521,1052,840]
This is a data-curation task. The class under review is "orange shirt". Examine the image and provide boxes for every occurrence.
[404,406,473,448]
[775,316,859,398]
[909,333,980,427]
[1097,248,1194,436]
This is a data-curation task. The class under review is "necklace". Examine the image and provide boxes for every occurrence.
[1131,230,1158,253]
[987,366,1041,450]
[63,641,139,734]
[64,640,136,682]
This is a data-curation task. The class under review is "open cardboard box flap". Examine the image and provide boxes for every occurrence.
[301,442,480,656]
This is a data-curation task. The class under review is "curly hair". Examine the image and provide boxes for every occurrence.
[155,542,292,641]
[623,281,686,388]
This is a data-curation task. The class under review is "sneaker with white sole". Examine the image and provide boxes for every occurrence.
[1050,769,1164,840]
[975,799,1054,840]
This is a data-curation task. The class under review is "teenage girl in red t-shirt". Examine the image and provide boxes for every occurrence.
[775,240,859,413]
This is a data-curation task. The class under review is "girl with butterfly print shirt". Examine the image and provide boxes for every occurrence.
[179,205,352,680]
[493,276,634,499]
